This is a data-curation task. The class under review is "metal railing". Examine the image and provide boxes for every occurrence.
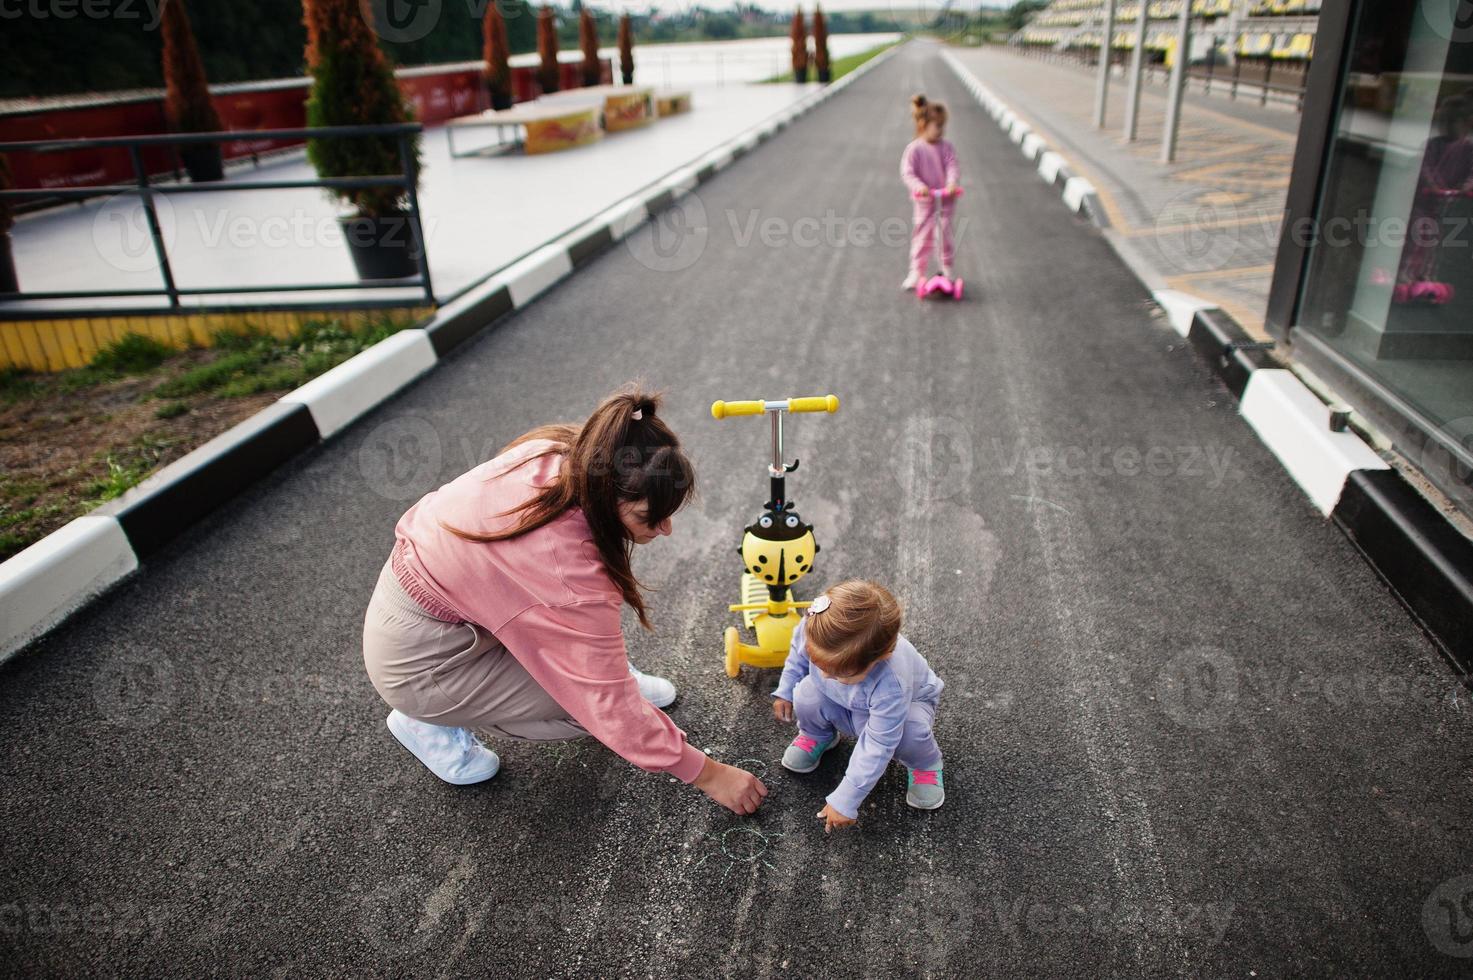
[0,123,434,312]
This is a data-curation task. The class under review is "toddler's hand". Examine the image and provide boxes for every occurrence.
[946,184,963,199]
[913,188,929,201]
[773,698,793,723]
[816,803,856,833]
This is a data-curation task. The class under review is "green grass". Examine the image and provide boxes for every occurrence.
[0,368,39,404]
[0,312,417,562]
[149,314,411,401]
[764,39,899,83]
[82,433,180,503]
[90,332,172,374]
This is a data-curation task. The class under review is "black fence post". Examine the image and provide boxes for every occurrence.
[1262,57,1273,106]
[128,146,180,308]
[398,133,435,305]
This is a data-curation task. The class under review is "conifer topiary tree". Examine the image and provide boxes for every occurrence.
[302,0,419,220]
[484,1,513,110]
[537,6,560,95]
[790,10,808,84]
[579,8,601,88]
[161,0,225,181]
[617,14,634,85]
[813,6,831,83]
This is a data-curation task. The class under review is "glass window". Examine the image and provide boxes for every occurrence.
[1295,1,1473,515]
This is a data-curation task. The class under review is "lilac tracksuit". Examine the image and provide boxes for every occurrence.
[900,137,961,277]
[772,619,944,819]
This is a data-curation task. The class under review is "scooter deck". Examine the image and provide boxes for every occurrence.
[739,572,785,628]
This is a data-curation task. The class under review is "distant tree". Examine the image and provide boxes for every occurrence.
[537,6,560,94]
[790,9,807,83]
[484,1,513,110]
[579,7,601,87]
[617,13,634,85]
[161,0,225,181]
[813,5,830,82]
[1005,0,1049,31]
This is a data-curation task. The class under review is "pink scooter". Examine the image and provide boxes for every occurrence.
[915,186,963,301]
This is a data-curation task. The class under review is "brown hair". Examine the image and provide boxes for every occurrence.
[442,384,695,630]
[911,93,948,137]
[805,580,902,677]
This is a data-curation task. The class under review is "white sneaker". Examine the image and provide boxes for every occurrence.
[386,709,500,785]
[629,663,677,708]
[941,265,955,280]
[900,271,920,290]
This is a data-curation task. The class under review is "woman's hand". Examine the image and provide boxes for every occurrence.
[816,803,856,833]
[773,698,794,723]
[694,757,768,815]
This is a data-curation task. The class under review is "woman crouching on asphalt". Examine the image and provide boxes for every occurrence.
[362,384,767,815]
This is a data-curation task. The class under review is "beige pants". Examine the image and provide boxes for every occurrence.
[362,558,587,741]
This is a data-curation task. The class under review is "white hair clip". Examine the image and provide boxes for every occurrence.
[632,409,643,420]
[808,594,831,616]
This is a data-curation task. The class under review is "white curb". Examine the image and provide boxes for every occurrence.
[1062,176,1098,215]
[0,516,138,661]
[280,329,438,439]
[1152,290,1219,338]
[1037,150,1065,184]
[502,242,575,308]
[1240,370,1389,515]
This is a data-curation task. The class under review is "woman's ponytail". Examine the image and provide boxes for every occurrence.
[442,383,695,629]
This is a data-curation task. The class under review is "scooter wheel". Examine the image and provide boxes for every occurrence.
[953,279,964,301]
[724,627,741,678]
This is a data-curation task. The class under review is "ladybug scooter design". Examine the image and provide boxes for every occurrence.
[710,394,839,677]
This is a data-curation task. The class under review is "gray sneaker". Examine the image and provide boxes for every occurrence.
[781,733,835,773]
[905,765,944,810]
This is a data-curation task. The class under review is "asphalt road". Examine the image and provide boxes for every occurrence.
[3,42,1471,978]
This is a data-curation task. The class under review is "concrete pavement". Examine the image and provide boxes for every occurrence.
[1,41,1470,977]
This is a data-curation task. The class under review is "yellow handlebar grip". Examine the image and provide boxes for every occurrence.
[788,395,840,414]
[711,400,765,420]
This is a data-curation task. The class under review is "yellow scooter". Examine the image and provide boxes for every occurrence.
[710,394,840,677]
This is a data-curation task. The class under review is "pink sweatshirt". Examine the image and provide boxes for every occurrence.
[900,137,960,196]
[390,438,708,784]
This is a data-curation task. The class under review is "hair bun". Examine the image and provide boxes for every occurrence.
[912,94,927,108]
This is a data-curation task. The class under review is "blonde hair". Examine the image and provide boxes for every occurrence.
[911,93,948,136]
[805,580,902,676]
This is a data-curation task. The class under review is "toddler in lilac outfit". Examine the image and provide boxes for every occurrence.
[771,580,945,831]
[899,93,962,290]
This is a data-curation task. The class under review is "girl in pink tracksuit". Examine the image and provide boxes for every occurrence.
[900,94,961,290]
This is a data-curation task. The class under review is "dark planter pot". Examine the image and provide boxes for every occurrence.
[180,144,224,183]
[621,70,634,85]
[0,232,17,294]
[490,89,513,111]
[818,67,832,83]
[340,210,421,282]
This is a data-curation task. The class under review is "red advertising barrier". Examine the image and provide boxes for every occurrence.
[2,58,611,191]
